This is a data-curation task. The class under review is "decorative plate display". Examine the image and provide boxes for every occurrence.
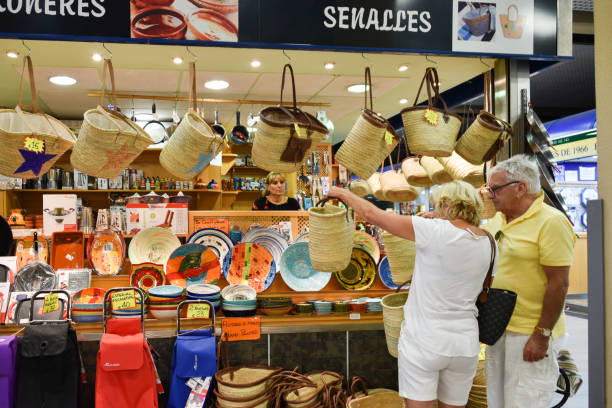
[580,187,598,207]
[225,243,276,292]
[241,227,288,274]
[88,227,125,276]
[294,232,309,243]
[130,262,166,291]
[353,230,381,265]
[334,246,377,290]
[129,227,181,266]
[187,228,233,274]
[165,243,221,288]
[279,242,331,292]
[377,256,410,290]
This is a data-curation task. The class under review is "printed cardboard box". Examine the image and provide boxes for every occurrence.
[43,194,77,236]
[126,203,188,236]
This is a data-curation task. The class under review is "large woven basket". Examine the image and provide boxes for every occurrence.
[72,60,153,178]
[0,56,75,178]
[367,172,386,201]
[284,371,343,408]
[437,152,485,187]
[380,153,421,202]
[455,71,511,165]
[336,67,398,179]
[382,231,415,285]
[420,156,453,185]
[349,179,372,197]
[401,157,433,187]
[215,365,283,400]
[253,64,327,172]
[381,290,409,358]
[160,62,225,180]
[401,68,462,157]
[308,198,355,272]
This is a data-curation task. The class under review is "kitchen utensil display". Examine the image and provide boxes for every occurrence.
[212,108,226,138]
[230,110,249,145]
[279,242,331,291]
[165,243,221,287]
[50,231,84,270]
[333,246,377,290]
[87,227,126,276]
[224,243,276,292]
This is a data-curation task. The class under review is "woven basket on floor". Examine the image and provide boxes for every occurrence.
[420,156,453,185]
[381,289,409,358]
[72,59,153,178]
[401,67,461,157]
[215,365,283,400]
[348,391,405,408]
[0,56,76,178]
[336,67,398,179]
[401,157,433,187]
[455,71,511,165]
[367,172,386,201]
[253,64,327,173]
[479,186,496,219]
[160,62,225,180]
[382,231,415,285]
[437,152,486,187]
[308,198,355,272]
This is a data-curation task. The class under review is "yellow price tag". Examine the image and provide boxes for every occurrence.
[111,290,137,310]
[42,293,59,314]
[293,123,302,138]
[24,137,45,153]
[187,303,210,319]
[478,343,486,361]
[384,131,394,145]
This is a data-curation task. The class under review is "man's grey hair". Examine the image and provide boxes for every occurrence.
[489,154,541,194]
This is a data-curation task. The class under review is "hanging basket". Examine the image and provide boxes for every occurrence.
[382,232,415,285]
[437,152,486,188]
[401,157,433,187]
[381,287,410,358]
[160,62,225,180]
[367,172,386,201]
[420,156,453,185]
[479,186,497,219]
[71,59,153,178]
[401,67,462,157]
[0,56,76,179]
[336,67,398,179]
[252,64,328,173]
[308,198,355,272]
[380,153,421,203]
[349,179,372,197]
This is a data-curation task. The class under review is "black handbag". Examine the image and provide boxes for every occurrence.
[477,232,518,345]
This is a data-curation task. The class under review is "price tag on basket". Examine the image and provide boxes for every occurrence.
[221,317,261,341]
[111,289,137,310]
[187,303,210,319]
[42,293,59,314]
[384,131,394,145]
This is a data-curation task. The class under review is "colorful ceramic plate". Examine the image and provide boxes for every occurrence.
[88,227,125,276]
[224,243,276,292]
[334,246,377,290]
[72,287,106,305]
[187,228,234,273]
[279,242,331,292]
[130,262,166,291]
[129,227,181,266]
[165,243,221,288]
[294,232,309,243]
[353,230,381,265]
[377,256,411,290]
[242,227,288,274]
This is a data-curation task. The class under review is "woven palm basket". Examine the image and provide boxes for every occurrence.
[479,186,497,219]
[308,201,355,272]
[382,232,415,285]
[455,110,511,165]
[215,365,283,400]
[349,179,372,197]
[367,173,386,201]
[401,157,434,187]
[420,156,453,185]
[380,169,421,202]
[437,152,486,188]
[348,391,405,408]
[381,291,409,358]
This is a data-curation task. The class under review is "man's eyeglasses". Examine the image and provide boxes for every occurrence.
[488,181,520,197]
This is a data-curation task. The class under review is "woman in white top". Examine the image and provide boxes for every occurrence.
[327,180,496,408]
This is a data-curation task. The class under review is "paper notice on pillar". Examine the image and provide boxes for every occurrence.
[451,0,534,55]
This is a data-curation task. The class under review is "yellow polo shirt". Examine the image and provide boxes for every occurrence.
[483,193,576,338]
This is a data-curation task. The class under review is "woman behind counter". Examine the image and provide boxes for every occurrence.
[252,172,300,211]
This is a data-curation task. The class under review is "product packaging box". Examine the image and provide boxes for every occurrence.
[0,256,17,284]
[43,194,78,236]
[126,203,188,236]
[0,282,10,323]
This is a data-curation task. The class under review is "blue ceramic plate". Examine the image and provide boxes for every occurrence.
[187,228,234,276]
[377,257,409,290]
[279,242,331,292]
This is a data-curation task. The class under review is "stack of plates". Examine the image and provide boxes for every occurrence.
[295,303,313,314]
[366,298,382,312]
[242,227,288,274]
[257,296,293,316]
[349,299,367,313]
[147,285,185,320]
[313,300,333,314]
[186,284,221,311]
[221,284,257,317]
[72,287,105,323]
[279,242,331,292]
[129,227,181,266]
[187,228,234,276]
[333,301,349,313]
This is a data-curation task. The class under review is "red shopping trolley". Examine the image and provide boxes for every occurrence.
[95,287,159,408]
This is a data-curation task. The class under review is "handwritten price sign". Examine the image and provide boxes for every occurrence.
[111,290,137,310]
[222,317,261,341]
[42,293,59,314]
[187,303,210,319]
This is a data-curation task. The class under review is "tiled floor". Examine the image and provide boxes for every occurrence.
[557,314,588,407]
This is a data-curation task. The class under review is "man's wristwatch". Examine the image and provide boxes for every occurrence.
[535,326,552,338]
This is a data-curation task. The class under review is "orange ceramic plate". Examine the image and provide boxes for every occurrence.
[165,243,221,288]
[225,243,275,293]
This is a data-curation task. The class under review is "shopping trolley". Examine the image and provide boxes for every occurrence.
[168,299,217,408]
[96,287,159,408]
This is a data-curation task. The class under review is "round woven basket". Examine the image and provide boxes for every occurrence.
[381,291,409,358]
[349,179,372,197]
[215,365,283,400]
[436,152,485,188]
[401,157,433,187]
[214,387,274,408]
[420,156,453,185]
[347,391,405,408]
[367,172,386,201]
[0,56,76,179]
[308,199,355,272]
[380,169,421,202]
[382,232,415,285]
[455,110,510,165]
[479,186,497,219]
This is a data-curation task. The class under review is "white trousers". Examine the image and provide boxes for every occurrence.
[486,331,565,408]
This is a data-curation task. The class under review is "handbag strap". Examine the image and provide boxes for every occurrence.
[479,231,497,302]
[412,67,450,114]
[364,67,374,111]
[17,56,40,112]
[188,61,197,112]
[100,59,118,111]
[280,64,297,109]
[483,71,492,113]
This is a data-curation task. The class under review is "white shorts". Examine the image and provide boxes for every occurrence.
[398,339,479,405]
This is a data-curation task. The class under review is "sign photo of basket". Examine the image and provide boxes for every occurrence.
[500,5,526,39]
[462,6,492,36]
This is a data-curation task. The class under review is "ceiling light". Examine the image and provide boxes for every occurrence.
[49,75,77,86]
[397,64,409,72]
[91,53,103,62]
[250,59,261,68]
[399,98,409,104]
[347,84,370,93]
[6,51,19,59]
[173,56,183,64]
[324,62,335,70]
[205,80,229,90]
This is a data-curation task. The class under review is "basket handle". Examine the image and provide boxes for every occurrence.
[100,59,118,111]
[507,5,519,22]
[316,196,354,222]
[412,67,451,114]
[188,61,198,112]
[17,56,40,113]
[395,279,412,292]
[280,64,297,109]
[483,71,492,113]
[364,67,374,111]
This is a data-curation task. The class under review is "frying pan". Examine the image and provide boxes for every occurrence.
[212,109,226,138]
[231,110,249,145]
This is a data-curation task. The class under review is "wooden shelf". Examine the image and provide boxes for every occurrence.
[4,189,221,194]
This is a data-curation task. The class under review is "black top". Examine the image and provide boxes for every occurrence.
[252,197,300,211]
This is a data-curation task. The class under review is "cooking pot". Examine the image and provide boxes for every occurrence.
[230,111,249,145]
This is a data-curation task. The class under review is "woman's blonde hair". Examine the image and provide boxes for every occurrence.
[264,172,286,197]
[430,180,483,225]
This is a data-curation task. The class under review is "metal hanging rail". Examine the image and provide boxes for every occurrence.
[87,93,330,107]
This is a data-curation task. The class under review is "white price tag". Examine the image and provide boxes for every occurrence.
[349,313,361,320]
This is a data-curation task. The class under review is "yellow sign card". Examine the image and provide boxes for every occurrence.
[187,303,210,319]
[42,293,59,314]
[111,290,137,311]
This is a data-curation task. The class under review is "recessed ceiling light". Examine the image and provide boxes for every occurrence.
[205,80,229,90]
[398,64,409,72]
[399,98,409,104]
[250,59,261,68]
[91,53,103,62]
[173,56,183,64]
[49,75,77,86]
[6,51,19,59]
[347,84,370,93]
[324,62,335,70]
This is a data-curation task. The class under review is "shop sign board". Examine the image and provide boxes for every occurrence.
[551,130,597,162]
[0,0,558,57]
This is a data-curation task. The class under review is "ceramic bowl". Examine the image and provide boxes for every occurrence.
[221,284,257,301]
[148,285,184,298]
[151,309,177,320]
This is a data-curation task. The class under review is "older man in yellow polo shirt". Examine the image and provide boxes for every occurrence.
[483,155,576,408]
